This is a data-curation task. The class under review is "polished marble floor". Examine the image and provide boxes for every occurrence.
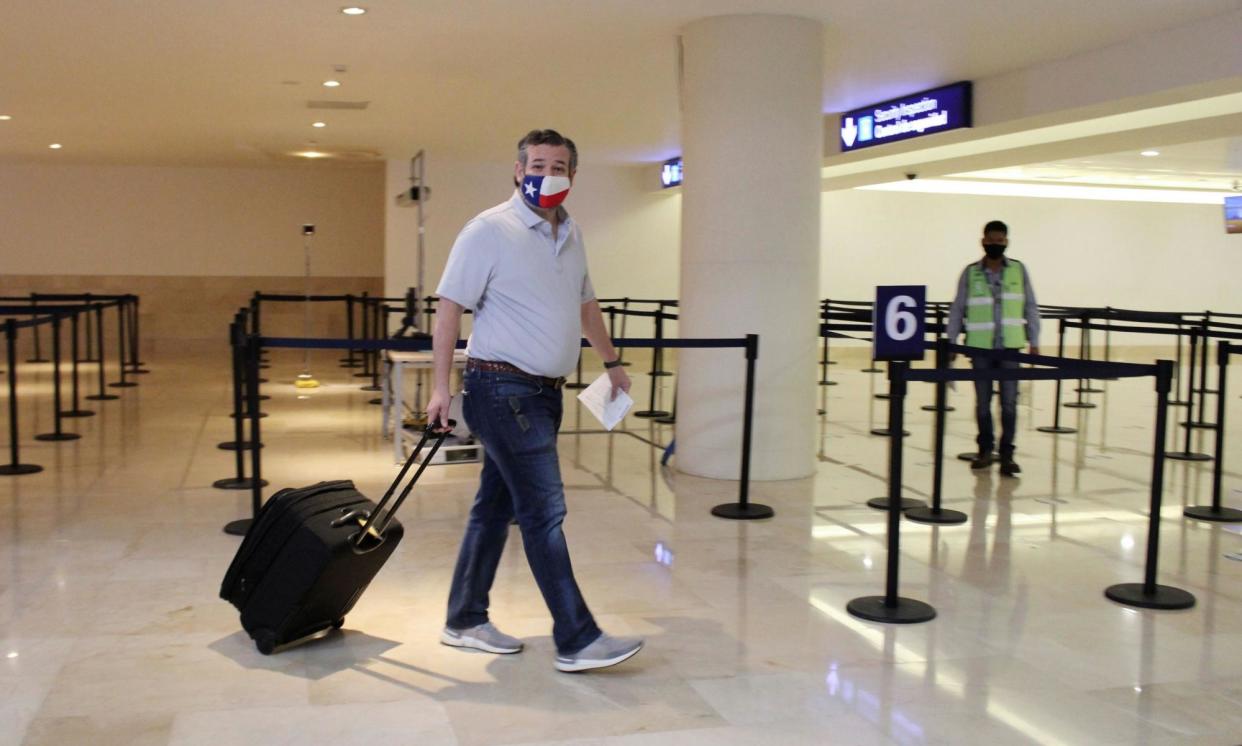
[2,342,1241,745]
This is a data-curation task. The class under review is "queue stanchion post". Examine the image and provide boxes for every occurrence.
[634,313,670,418]
[85,304,119,401]
[1199,312,1219,395]
[1038,317,1077,434]
[341,294,361,367]
[650,303,673,377]
[83,294,99,363]
[217,319,267,494]
[226,333,267,535]
[0,320,43,475]
[251,294,271,370]
[712,334,773,520]
[1076,311,1103,393]
[921,307,953,412]
[907,340,967,525]
[617,299,631,366]
[654,385,677,425]
[1105,359,1196,610]
[1168,321,1188,406]
[107,302,137,388]
[849,360,936,623]
[1064,314,1095,408]
[34,314,80,442]
[818,312,837,387]
[61,309,94,418]
[1101,306,1118,380]
[870,365,911,438]
[823,299,837,366]
[1184,342,1241,522]
[218,313,262,452]
[1183,318,1216,429]
[356,292,373,380]
[128,296,149,374]
[1167,328,1211,461]
[867,358,923,510]
[26,294,48,363]
[363,300,384,401]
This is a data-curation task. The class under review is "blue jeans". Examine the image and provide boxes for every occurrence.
[445,368,601,655]
[971,356,1018,459]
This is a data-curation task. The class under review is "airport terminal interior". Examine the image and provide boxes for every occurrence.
[3,2,1242,744]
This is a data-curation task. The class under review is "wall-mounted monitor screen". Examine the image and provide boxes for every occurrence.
[1226,195,1242,234]
[661,157,683,189]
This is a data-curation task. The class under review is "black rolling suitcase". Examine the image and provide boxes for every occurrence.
[220,426,451,654]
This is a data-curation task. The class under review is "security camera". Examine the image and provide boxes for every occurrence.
[905,172,918,181]
[1233,179,1241,192]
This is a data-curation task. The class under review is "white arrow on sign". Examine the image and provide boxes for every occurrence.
[841,117,858,148]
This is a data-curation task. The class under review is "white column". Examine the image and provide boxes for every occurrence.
[676,15,823,481]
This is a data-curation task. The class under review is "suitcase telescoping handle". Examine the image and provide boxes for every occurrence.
[353,422,454,550]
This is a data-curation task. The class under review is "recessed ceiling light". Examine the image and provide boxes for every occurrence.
[340,6,367,15]
[1140,150,1160,157]
[293,150,331,159]
[312,121,327,128]
[0,115,12,121]
[322,80,341,88]
[49,143,63,149]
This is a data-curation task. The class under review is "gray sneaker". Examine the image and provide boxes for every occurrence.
[554,634,644,673]
[440,622,523,654]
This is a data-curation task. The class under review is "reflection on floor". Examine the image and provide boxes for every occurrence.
[2,345,1241,745]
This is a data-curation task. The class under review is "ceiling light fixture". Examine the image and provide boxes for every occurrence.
[1140,150,1160,157]
[293,150,331,159]
[0,115,12,121]
[49,143,63,149]
[312,121,327,128]
[322,80,341,88]
[340,6,367,15]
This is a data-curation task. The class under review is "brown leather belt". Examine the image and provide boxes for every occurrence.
[465,358,566,389]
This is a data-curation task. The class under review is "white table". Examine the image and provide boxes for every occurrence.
[382,349,468,463]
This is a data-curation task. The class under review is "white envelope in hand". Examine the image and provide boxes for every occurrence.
[576,373,633,431]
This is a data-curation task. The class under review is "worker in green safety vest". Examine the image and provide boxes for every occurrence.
[946,220,1041,477]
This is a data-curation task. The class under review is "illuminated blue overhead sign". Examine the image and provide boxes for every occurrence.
[661,157,683,188]
[839,81,972,152]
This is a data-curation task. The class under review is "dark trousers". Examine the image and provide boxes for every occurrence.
[445,368,601,655]
[971,356,1019,459]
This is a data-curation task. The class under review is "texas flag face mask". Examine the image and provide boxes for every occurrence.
[520,174,571,210]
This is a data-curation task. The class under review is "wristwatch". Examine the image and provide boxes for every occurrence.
[603,358,623,369]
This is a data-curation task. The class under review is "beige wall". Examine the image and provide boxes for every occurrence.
[0,161,386,346]
[0,162,385,277]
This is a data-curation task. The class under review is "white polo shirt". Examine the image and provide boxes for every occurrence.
[436,191,595,378]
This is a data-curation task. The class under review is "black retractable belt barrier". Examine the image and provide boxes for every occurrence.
[1075,310,1104,394]
[61,309,94,419]
[26,295,48,363]
[363,299,384,402]
[1063,313,1096,409]
[341,294,361,367]
[710,334,773,520]
[124,297,145,375]
[1184,342,1242,522]
[0,319,43,475]
[906,340,968,525]
[1038,317,1078,434]
[1183,318,1216,430]
[107,302,136,389]
[848,360,937,624]
[355,291,373,380]
[921,307,954,413]
[85,304,119,402]
[1167,328,1211,462]
[216,316,268,496]
[34,314,80,442]
[634,310,671,419]
[818,303,838,387]
[1105,360,1196,610]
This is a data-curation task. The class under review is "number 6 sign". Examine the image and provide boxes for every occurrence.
[873,286,926,361]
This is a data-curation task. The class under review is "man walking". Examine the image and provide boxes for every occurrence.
[426,129,643,672]
[946,220,1040,477]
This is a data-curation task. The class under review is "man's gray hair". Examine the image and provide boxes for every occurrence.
[517,129,578,172]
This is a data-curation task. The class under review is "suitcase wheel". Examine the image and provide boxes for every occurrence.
[254,629,278,655]
[331,618,345,630]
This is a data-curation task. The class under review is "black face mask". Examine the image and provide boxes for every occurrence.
[983,243,1006,259]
